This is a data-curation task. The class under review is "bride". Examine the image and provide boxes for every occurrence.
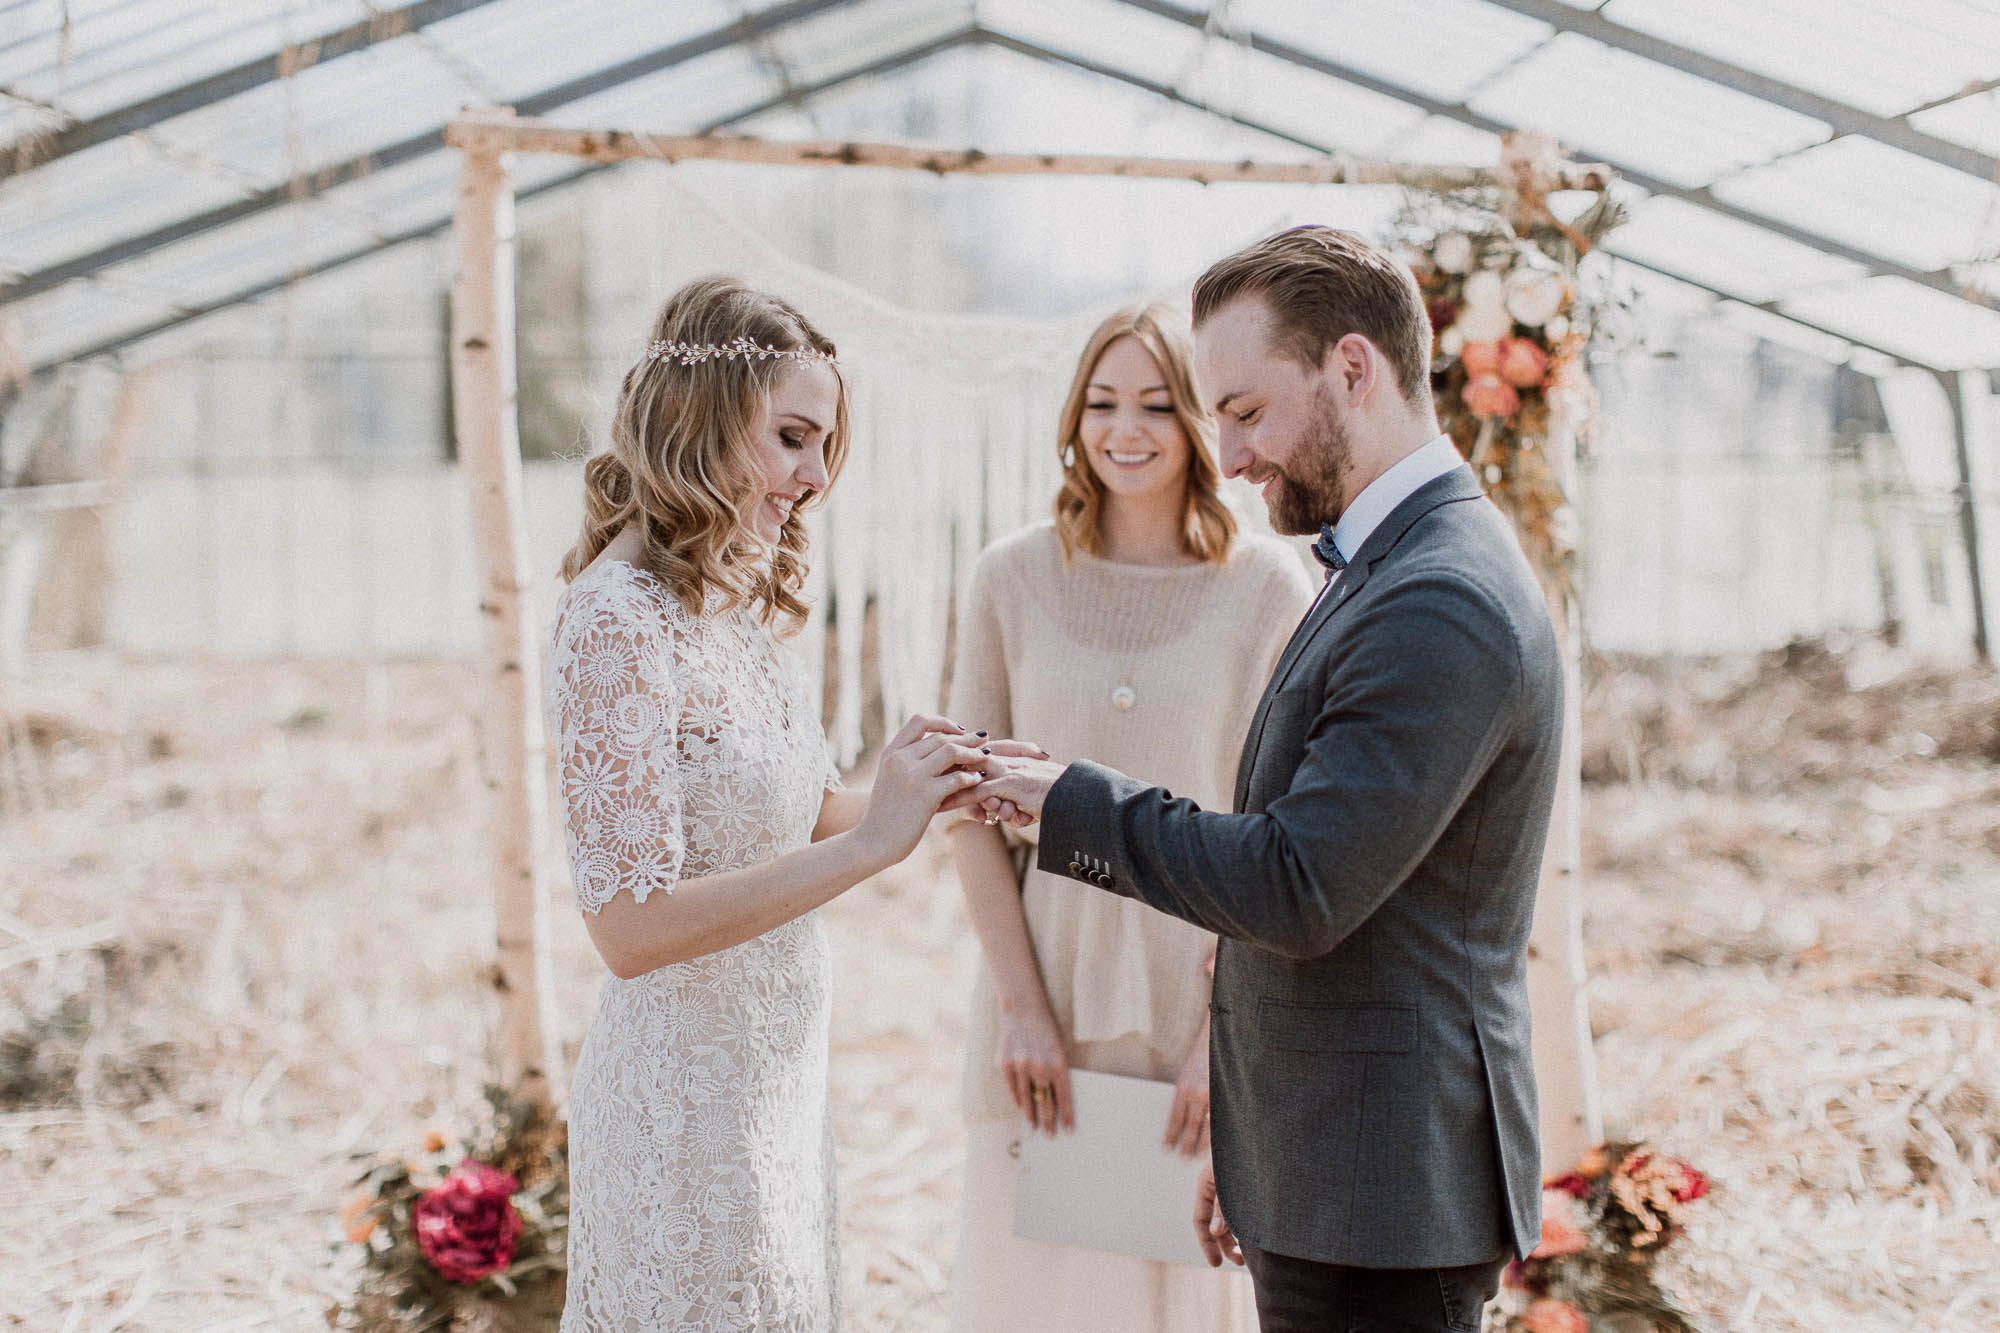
[546,276,994,1330]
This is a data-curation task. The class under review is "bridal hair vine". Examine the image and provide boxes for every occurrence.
[645,335,835,368]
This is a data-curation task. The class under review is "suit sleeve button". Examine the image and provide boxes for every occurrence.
[1068,861,1083,877]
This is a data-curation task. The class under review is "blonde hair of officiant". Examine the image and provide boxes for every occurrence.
[1051,303,1236,565]
[559,275,851,634]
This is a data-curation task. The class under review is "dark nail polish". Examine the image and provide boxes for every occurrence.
[980,747,991,755]
[976,730,988,737]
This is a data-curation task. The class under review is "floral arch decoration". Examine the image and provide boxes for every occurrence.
[1397,132,1628,595]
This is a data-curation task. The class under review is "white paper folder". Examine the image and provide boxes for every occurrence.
[1011,1068,1212,1267]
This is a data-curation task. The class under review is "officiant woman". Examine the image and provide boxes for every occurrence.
[944,304,1313,1332]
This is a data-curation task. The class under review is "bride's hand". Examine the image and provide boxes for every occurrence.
[939,738,1055,827]
[943,737,1049,827]
[854,714,986,868]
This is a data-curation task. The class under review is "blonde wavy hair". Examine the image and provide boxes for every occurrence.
[559,277,849,634]
[1052,304,1236,564]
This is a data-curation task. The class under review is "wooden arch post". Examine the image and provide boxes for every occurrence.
[1503,131,1603,1170]
[449,115,560,1110]
[1527,524,1600,1168]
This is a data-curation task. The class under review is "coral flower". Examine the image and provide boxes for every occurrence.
[340,1191,378,1245]
[1464,373,1519,419]
[1461,339,1504,377]
[1532,1210,1589,1258]
[1498,337,1549,388]
[1521,1298,1590,1333]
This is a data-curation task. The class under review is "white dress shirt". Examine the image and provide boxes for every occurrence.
[1326,433,1466,569]
[1307,433,1465,608]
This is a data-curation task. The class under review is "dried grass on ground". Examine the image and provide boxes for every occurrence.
[0,639,1994,1330]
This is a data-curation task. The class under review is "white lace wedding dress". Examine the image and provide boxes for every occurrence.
[547,558,841,1332]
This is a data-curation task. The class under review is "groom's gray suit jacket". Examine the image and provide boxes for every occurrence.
[1037,465,1561,1269]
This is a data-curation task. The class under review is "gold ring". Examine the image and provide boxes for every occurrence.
[1033,1085,1052,1102]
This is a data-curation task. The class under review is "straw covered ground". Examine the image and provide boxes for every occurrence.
[0,636,1995,1330]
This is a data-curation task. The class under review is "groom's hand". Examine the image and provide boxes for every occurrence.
[944,750,1066,827]
[1193,1161,1243,1268]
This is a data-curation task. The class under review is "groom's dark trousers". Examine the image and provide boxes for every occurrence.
[1037,467,1563,1330]
[1241,1243,1509,1333]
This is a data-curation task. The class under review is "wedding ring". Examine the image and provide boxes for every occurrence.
[1032,1085,1052,1103]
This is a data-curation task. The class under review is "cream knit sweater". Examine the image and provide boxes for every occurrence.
[948,520,1316,1122]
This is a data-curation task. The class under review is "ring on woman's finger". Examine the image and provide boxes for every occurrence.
[1032,1085,1052,1103]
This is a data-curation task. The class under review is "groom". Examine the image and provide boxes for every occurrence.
[961,226,1564,1331]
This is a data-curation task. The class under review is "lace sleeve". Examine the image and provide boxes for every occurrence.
[549,583,684,915]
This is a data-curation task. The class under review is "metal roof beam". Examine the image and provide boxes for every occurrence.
[972,29,1331,156]
[1906,77,2000,117]
[1106,0,1997,312]
[0,0,160,63]
[973,28,1959,374]
[1481,0,2000,184]
[0,0,506,182]
[25,24,968,375]
[20,0,1992,317]
[1601,252,1942,373]
[2,0,863,304]
[26,19,1972,380]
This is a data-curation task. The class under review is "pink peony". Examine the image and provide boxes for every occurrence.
[1498,336,1549,388]
[1521,1298,1590,1333]
[1463,373,1519,419]
[413,1157,522,1284]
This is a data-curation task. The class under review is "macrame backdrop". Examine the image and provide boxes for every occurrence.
[573,167,1294,765]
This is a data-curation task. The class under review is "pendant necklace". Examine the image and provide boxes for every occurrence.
[1109,639,1140,711]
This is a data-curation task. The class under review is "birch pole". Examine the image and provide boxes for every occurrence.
[450,127,559,1110]
[1528,414,1601,1169]
[444,112,1613,193]
[1529,579,1599,1167]
[1501,129,1602,1170]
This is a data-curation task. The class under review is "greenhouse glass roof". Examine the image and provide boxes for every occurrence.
[5,0,2000,375]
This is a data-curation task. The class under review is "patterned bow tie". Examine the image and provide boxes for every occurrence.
[1312,523,1348,575]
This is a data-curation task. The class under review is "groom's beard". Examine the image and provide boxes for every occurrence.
[1262,386,1354,536]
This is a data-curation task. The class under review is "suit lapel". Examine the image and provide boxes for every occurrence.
[1233,562,1371,809]
[1231,465,1485,810]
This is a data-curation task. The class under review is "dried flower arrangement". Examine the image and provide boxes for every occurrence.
[333,1085,568,1332]
[1492,1140,1712,1333]
[1394,164,1628,592]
